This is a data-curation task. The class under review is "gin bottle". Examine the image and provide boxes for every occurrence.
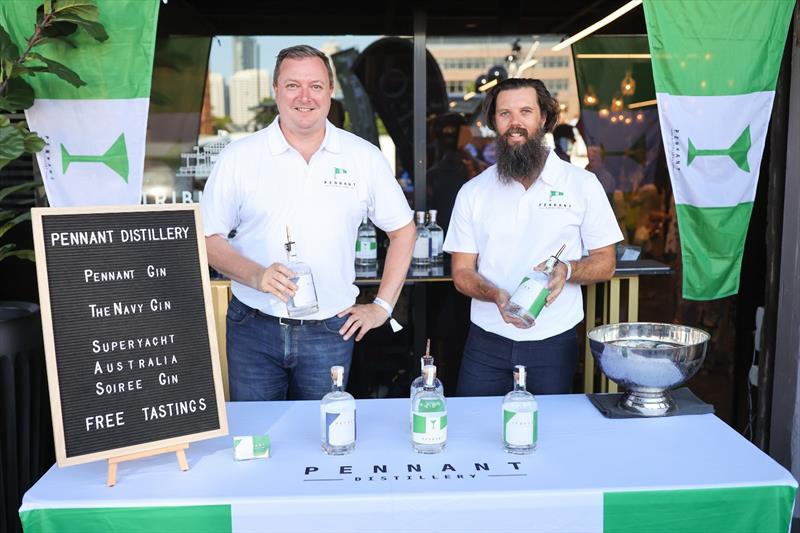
[411,365,447,454]
[412,211,431,266]
[409,339,443,399]
[320,366,356,455]
[355,215,378,266]
[502,365,537,454]
[505,244,565,326]
[426,209,444,263]
[284,226,319,317]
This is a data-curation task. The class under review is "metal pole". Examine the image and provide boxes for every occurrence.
[412,7,427,359]
[755,14,794,451]
[413,7,426,211]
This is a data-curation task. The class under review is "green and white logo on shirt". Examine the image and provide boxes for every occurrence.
[324,166,355,189]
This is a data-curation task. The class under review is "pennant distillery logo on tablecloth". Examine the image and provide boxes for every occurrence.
[643,0,794,300]
[0,0,159,207]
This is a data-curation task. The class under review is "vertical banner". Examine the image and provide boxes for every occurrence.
[643,0,794,300]
[1,0,159,207]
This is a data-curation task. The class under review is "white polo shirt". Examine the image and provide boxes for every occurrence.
[201,118,412,319]
[443,150,623,341]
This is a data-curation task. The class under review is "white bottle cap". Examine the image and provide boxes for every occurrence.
[514,365,526,386]
[422,364,437,387]
[331,366,345,387]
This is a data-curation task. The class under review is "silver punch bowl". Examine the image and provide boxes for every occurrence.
[587,322,710,416]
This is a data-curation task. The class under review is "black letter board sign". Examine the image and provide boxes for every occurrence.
[32,204,228,466]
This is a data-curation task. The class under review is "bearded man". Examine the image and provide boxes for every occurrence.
[443,78,623,396]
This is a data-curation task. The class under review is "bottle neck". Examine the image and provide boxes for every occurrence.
[331,383,344,393]
[514,381,527,392]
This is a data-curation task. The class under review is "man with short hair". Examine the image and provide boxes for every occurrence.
[202,45,415,401]
[443,78,623,396]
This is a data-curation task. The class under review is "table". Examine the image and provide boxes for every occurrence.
[20,396,796,532]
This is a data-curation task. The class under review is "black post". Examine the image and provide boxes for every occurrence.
[755,16,794,450]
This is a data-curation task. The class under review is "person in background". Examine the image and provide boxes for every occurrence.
[552,123,576,163]
[201,45,415,401]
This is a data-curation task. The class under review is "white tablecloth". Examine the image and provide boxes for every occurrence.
[20,395,798,532]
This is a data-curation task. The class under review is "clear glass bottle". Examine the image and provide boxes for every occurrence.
[284,226,319,317]
[426,209,444,263]
[412,211,431,266]
[505,245,564,327]
[355,215,378,266]
[502,365,537,454]
[320,365,356,455]
[409,340,443,399]
[411,365,447,454]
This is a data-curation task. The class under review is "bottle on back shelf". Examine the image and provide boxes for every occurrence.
[355,215,378,266]
[426,209,444,263]
[412,211,431,266]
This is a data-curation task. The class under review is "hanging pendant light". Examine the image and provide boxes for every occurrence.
[583,85,598,107]
[611,95,624,113]
[621,70,636,96]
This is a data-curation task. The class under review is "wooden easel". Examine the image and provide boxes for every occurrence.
[107,443,189,487]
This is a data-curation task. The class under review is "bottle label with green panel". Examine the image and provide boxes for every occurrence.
[503,409,537,446]
[509,276,550,319]
[412,399,446,444]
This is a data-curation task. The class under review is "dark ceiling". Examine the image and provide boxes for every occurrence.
[158,0,647,38]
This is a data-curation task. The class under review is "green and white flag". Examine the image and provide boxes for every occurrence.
[643,0,794,300]
[1,0,159,206]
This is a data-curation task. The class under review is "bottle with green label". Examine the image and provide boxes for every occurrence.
[355,215,378,266]
[505,245,565,326]
[502,365,537,454]
[411,365,447,453]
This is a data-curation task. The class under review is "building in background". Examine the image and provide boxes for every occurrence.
[319,40,343,99]
[207,72,227,117]
[229,69,270,129]
[233,36,258,72]
[427,36,579,122]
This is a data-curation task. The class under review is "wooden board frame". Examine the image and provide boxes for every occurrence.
[31,203,228,467]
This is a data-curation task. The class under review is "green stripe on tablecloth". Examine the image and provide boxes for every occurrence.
[603,485,796,533]
[19,504,232,533]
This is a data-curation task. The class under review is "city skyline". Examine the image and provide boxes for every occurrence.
[209,35,378,82]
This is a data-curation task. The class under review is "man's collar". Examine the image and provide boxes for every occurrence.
[266,117,341,156]
[536,150,564,187]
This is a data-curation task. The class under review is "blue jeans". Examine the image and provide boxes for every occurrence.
[456,323,578,396]
[226,296,354,401]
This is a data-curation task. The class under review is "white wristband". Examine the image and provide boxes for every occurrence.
[373,297,393,316]
[373,297,403,332]
[562,259,573,281]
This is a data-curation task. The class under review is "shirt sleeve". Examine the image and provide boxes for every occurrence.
[365,148,413,232]
[200,148,240,239]
[443,185,478,254]
[580,172,624,250]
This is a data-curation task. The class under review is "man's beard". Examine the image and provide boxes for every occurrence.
[495,126,549,184]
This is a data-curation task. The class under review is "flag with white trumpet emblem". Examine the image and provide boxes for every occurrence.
[643,0,793,300]
[1,0,158,206]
